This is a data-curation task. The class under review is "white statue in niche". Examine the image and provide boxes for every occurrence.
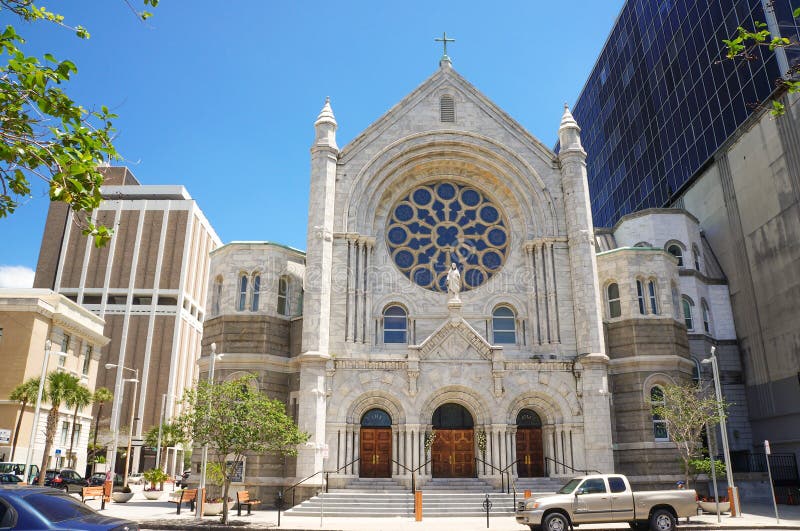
[446,262,461,299]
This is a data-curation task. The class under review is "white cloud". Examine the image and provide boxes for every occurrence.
[0,265,35,288]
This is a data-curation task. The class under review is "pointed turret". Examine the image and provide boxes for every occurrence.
[314,97,338,150]
[558,103,584,155]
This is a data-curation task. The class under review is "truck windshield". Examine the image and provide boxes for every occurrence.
[557,478,582,494]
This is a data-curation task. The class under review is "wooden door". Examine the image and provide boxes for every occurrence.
[360,428,392,478]
[432,429,475,478]
[516,427,544,477]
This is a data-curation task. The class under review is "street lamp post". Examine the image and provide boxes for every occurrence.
[104,363,138,493]
[122,373,139,487]
[702,346,741,517]
[24,340,52,484]
[195,343,222,520]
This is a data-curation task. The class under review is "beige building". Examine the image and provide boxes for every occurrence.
[33,167,221,473]
[0,289,108,473]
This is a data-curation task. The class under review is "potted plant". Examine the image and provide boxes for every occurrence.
[142,468,169,500]
[111,486,134,503]
[201,463,233,515]
[698,496,730,513]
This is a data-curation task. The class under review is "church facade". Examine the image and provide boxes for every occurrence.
[200,60,746,499]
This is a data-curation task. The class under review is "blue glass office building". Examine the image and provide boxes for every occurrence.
[571,0,799,228]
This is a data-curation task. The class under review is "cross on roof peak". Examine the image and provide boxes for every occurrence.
[435,32,455,61]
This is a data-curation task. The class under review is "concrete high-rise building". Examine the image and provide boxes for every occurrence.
[33,167,221,472]
[571,0,800,462]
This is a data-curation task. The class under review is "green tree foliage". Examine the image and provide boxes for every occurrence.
[8,377,42,461]
[0,0,158,246]
[722,7,800,116]
[65,383,92,467]
[143,421,186,468]
[176,374,308,524]
[89,386,112,461]
[652,383,727,487]
[38,371,80,484]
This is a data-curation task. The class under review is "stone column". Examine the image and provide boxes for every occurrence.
[392,426,399,475]
[353,429,360,476]
[509,427,518,478]
[405,428,413,473]
[543,426,554,476]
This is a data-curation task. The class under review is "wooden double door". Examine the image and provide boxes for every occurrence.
[516,427,544,477]
[360,428,392,478]
[431,429,475,478]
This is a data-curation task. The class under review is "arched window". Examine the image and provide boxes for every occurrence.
[607,283,621,318]
[693,244,701,271]
[671,284,681,320]
[701,300,711,334]
[277,277,288,316]
[440,94,455,122]
[634,241,652,248]
[212,276,223,316]
[251,274,261,311]
[237,274,248,312]
[432,403,474,429]
[361,408,391,427]
[516,409,542,428]
[667,244,684,267]
[647,280,659,314]
[383,305,407,344]
[682,297,695,330]
[636,280,646,314]
[650,386,669,441]
[492,306,516,344]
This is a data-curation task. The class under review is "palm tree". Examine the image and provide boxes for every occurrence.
[8,378,42,461]
[38,372,79,485]
[91,387,113,455]
[144,421,186,469]
[65,383,93,468]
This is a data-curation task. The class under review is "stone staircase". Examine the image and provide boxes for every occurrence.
[513,476,565,496]
[285,477,526,517]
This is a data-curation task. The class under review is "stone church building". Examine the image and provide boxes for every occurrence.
[200,59,747,499]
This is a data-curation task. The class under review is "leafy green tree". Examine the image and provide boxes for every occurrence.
[38,371,79,484]
[176,374,308,524]
[722,7,800,116]
[90,386,113,452]
[0,0,158,246]
[652,383,727,487]
[65,383,92,468]
[8,377,42,461]
[143,421,186,469]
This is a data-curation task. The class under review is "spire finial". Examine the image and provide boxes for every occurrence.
[435,32,455,65]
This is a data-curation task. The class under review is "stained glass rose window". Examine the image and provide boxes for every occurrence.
[386,182,509,292]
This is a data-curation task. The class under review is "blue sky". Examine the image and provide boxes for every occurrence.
[0,1,624,285]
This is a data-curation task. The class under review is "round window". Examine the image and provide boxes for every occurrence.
[386,182,509,292]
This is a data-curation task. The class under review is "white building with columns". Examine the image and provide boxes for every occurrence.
[200,58,745,500]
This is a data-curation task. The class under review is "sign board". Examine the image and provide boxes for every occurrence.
[130,439,144,448]
[0,429,11,444]
[226,459,245,483]
[55,449,61,455]
[765,439,771,455]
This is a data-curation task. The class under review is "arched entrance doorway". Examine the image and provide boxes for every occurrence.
[360,409,392,478]
[515,409,544,477]
[431,403,475,478]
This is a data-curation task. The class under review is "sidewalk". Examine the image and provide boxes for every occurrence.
[81,486,800,530]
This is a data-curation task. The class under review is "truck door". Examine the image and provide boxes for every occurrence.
[608,475,635,520]
[572,477,612,523]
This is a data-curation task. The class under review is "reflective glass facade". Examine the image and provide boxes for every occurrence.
[569,0,799,228]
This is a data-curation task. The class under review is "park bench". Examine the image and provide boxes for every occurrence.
[81,485,109,510]
[168,488,197,514]
[236,490,261,516]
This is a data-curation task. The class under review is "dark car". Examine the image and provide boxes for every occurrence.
[88,473,122,487]
[0,475,21,485]
[43,469,88,493]
[175,469,191,488]
[0,485,138,530]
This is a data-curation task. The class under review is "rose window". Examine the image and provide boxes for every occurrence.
[386,182,509,292]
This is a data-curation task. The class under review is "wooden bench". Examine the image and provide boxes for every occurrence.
[168,489,197,514]
[81,486,109,510]
[236,490,261,516]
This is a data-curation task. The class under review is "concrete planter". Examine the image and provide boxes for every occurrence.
[698,500,730,513]
[111,491,134,503]
[143,490,164,500]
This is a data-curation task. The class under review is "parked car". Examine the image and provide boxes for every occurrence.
[88,473,122,487]
[43,469,89,494]
[127,473,144,485]
[0,463,39,483]
[0,474,22,485]
[0,485,138,530]
[515,474,697,531]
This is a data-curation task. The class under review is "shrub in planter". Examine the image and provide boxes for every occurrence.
[143,468,169,490]
[111,486,134,503]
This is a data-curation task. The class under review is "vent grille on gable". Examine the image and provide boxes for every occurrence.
[440,95,455,122]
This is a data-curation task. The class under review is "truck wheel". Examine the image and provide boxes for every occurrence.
[542,512,569,531]
[649,509,676,531]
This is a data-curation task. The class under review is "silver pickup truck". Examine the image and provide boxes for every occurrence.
[515,474,696,531]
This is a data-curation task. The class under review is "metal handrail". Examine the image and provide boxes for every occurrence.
[501,457,521,501]
[390,459,416,493]
[544,457,599,476]
[324,456,362,493]
[283,456,361,506]
[474,456,511,493]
